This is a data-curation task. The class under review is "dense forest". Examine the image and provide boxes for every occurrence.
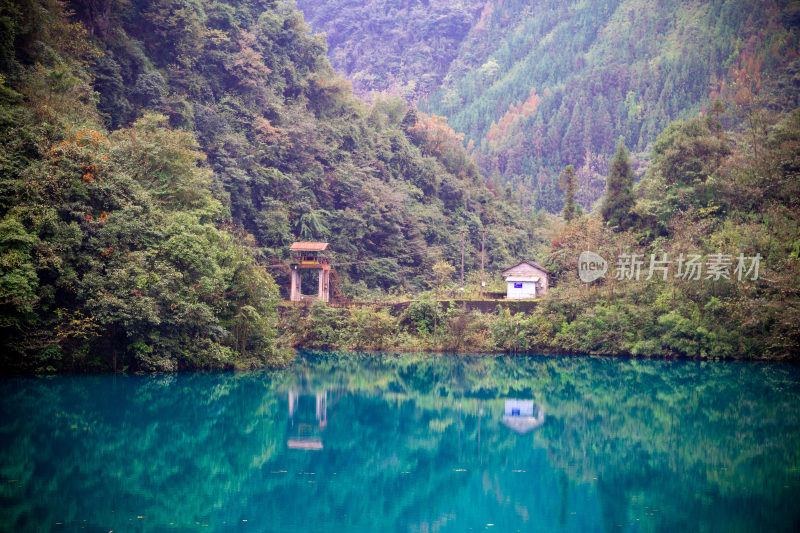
[296,0,800,211]
[286,0,800,360]
[0,0,537,372]
[0,0,798,372]
[294,0,487,102]
[282,101,800,360]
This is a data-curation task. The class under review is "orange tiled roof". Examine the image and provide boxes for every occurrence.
[290,242,329,252]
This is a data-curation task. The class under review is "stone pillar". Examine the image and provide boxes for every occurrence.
[290,268,301,301]
[324,269,330,302]
[317,269,330,303]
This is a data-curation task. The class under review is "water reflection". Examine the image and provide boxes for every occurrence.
[287,389,327,450]
[502,399,545,434]
[0,352,799,532]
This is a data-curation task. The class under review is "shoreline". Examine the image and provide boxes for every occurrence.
[2,346,796,377]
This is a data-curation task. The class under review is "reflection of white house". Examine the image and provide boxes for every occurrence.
[502,399,545,434]
[502,260,549,299]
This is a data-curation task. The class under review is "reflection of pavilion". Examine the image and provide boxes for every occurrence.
[502,399,545,434]
[287,390,327,450]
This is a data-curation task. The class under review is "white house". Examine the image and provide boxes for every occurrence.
[502,260,549,299]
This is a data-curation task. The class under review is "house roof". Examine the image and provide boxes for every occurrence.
[290,242,329,252]
[502,415,546,434]
[501,260,548,275]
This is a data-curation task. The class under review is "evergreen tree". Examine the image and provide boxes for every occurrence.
[559,164,577,222]
[600,141,635,230]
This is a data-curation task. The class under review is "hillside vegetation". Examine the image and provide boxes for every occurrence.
[280,91,800,359]
[0,0,536,372]
[0,0,798,371]
[295,0,486,101]
[296,0,800,211]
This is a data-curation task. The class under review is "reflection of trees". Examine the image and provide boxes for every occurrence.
[1,354,799,531]
[0,373,288,529]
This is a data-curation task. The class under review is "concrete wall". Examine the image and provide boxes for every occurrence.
[506,281,536,299]
[284,299,540,315]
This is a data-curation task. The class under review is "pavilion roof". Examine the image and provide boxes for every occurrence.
[290,242,329,252]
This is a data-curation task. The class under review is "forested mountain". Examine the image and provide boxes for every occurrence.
[0,0,536,372]
[288,0,800,360]
[294,0,486,102]
[282,103,800,360]
[78,0,536,285]
[295,0,800,211]
[1,0,798,371]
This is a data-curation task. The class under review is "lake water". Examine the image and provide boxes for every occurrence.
[1,352,799,532]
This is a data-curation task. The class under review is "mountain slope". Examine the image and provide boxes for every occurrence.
[0,0,539,371]
[294,0,800,211]
[294,0,486,101]
[79,0,538,289]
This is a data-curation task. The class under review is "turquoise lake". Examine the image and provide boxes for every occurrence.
[1,352,800,532]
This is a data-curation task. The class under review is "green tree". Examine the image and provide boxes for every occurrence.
[431,260,455,295]
[600,141,635,230]
[559,164,577,222]
[0,215,39,330]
